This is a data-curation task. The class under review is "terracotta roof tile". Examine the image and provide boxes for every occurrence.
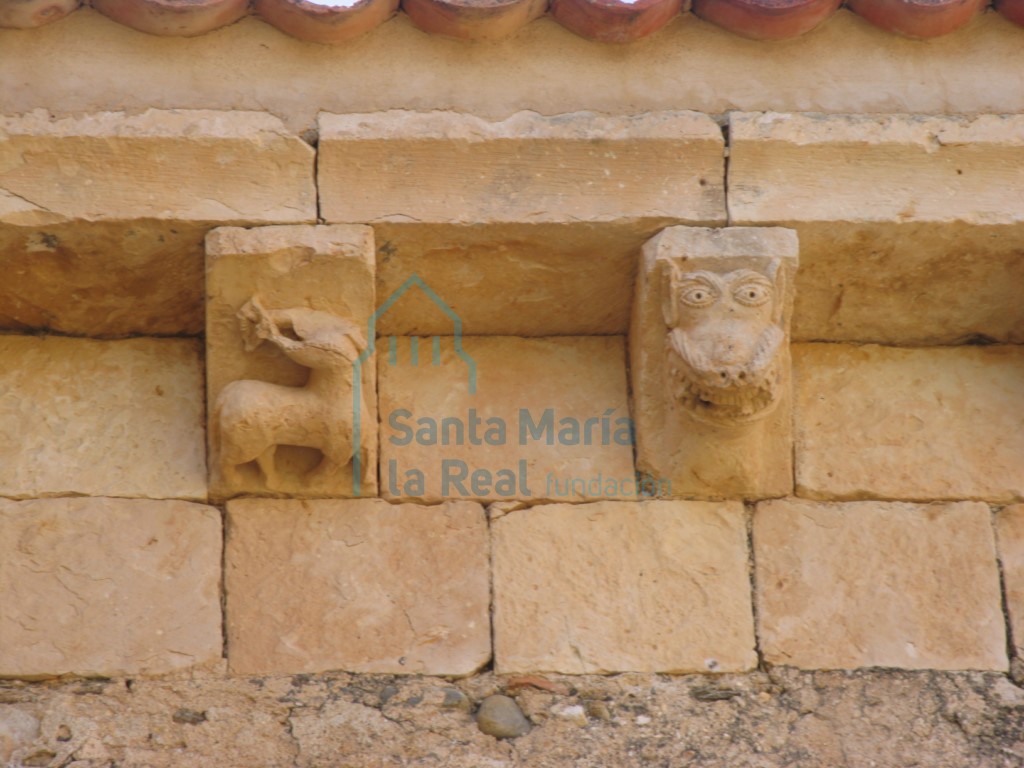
[0,0,1019,40]
[91,0,249,36]
[693,0,840,39]
[0,0,79,28]
[996,0,1024,24]
[845,0,986,37]
[550,0,684,43]
[404,0,546,39]
[255,0,399,43]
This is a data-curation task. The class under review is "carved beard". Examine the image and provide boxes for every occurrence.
[667,323,784,426]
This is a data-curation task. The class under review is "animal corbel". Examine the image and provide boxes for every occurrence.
[214,296,369,490]
[661,259,786,426]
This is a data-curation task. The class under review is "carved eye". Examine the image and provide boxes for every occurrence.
[680,284,718,308]
[732,279,772,307]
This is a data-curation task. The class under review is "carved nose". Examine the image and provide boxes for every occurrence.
[713,368,747,386]
[715,342,747,366]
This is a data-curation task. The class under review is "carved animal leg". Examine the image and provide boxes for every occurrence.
[359,444,372,486]
[306,452,342,484]
[255,445,280,489]
[220,456,244,489]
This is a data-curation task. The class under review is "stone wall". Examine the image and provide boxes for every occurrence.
[6,10,1024,125]
[1,106,1023,766]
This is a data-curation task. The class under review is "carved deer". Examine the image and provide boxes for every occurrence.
[214,297,369,490]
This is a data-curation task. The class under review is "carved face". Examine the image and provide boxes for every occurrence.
[662,262,785,426]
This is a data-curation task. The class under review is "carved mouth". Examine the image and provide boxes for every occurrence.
[676,376,779,425]
[666,324,784,426]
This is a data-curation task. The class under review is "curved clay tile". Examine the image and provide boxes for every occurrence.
[691,0,840,39]
[996,0,1024,26]
[90,0,250,36]
[0,0,79,28]
[550,0,683,42]
[402,0,548,40]
[255,0,399,43]
[846,0,985,37]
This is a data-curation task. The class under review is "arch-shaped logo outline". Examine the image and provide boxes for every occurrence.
[352,274,477,496]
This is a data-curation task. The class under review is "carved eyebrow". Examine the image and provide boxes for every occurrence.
[676,271,723,289]
[724,269,773,286]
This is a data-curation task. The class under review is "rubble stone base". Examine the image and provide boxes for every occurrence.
[4,669,1024,767]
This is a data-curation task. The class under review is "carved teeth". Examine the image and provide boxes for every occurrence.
[675,376,778,424]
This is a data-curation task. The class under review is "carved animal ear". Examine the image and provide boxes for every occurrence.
[238,296,266,352]
[767,259,785,325]
[661,261,682,328]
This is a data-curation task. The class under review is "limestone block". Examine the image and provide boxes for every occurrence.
[630,226,799,499]
[0,109,315,336]
[754,498,1007,670]
[492,500,757,674]
[729,112,1024,344]
[373,220,672,336]
[0,221,208,336]
[8,10,1024,129]
[0,110,315,224]
[206,225,377,499]
[225,498,490,675]
[785,222,1024,345]
[996,505,1024,660]
[794,344,1024,502]
[0,336,206,500]
[0,497,222,678]
[318,110,725,224]
[378,336,636,503]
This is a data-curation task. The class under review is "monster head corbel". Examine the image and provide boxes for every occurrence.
[661,259,786,427]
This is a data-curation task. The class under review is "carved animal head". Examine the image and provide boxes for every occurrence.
[661,260,786,426]
[274,307,367,363]
[238,297,367,363]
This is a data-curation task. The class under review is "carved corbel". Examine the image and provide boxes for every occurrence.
[213,296,371,493]
[630,226,799,498]
[205,224,378,500]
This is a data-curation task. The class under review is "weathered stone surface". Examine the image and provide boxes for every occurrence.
[3,669,1024,767]
[0,110,315,224]
[378,336,636,503]
[6,11,1024,129]
[206,225,377,499]
[225,498,490,675]
[492,500,757,674]
[475,695,532,738]
[373,221,672,337]
[0,708,38,763]
[786,222,1024,345]
[0,221,207,336]
[794,344,1024,502]
[630,226,798,499]
[729,112,1024,228]
[0,109,314,336]
[0,497,222,679]
[319,110,725,224]
[996,504,1024,661]
[0,336,206,500]
[754,498,1007,671]
[729,112,1024,344]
